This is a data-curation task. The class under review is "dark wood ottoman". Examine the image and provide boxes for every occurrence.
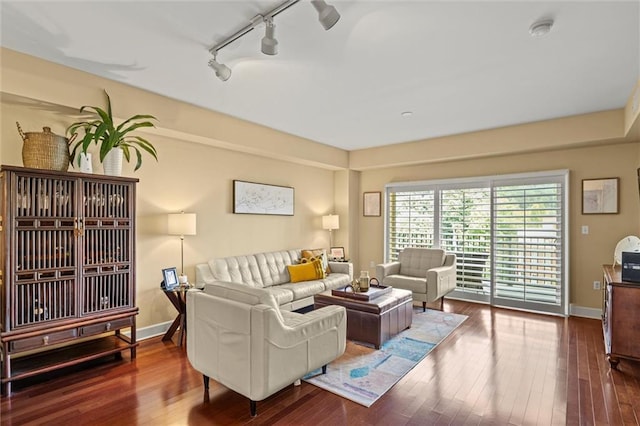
[314,288,413,349]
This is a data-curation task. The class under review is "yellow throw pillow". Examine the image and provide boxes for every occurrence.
[301,249,331,275]
[287,259,324,283]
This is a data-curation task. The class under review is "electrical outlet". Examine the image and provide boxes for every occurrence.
[370,261,376,268]
[581,225,589,235]
[593,280,601,290]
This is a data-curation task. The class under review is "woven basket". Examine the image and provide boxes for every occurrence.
[17,122,74,171]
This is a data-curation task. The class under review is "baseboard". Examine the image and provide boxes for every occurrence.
[569,304,602,319]
[126,305,601,342]
[121,321,172,341]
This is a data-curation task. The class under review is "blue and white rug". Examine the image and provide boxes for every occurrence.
[304,308,468,407]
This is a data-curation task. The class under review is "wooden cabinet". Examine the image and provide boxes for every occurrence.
[0,165,138,394]
[602,264,640,368]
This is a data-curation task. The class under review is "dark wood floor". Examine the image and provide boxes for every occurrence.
[2,300,640,425]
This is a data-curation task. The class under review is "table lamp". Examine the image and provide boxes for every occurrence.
[168,211,197,284]
[322,214,339,248]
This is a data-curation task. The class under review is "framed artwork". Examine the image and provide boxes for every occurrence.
[162,267,179,290]
[233,180,294,216]
[363,191,381,217]
[582,177,619,214]
[330,246,345,261]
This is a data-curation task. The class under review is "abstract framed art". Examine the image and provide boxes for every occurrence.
[582,177,619,214]
[233,180,294,216]
[363,191,381,217]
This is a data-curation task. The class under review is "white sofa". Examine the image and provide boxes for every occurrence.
[376,248,457,311]
[187,282,347,416]
[195,249,353,311]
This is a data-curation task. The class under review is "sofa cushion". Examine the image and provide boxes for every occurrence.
[278,280,326,300]
[383,275,427,293]
[320,273,351,291]
[287,259,324,283]
[398,248,445,277]
[263,286,295,306]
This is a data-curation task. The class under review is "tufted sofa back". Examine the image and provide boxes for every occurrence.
[207,249,300,288]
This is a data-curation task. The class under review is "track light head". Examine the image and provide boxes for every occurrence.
[261,17,278,55]
[311,0,340,30]
[208,57,231,81]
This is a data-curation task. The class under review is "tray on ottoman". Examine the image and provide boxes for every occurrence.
[331,284,392,301]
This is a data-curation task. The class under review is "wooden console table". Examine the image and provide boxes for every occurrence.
[602,264,640,368]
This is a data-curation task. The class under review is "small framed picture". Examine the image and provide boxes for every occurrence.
[582,177,619,214]
[363,191,381,217]
[162,267,179,290]
[330,247,345,261]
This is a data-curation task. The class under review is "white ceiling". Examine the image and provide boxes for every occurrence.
[1,1,639,151]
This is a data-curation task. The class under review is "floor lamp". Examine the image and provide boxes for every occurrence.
[322,214,339,248]
[168,211,197,284]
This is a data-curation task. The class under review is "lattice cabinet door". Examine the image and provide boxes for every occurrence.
[81,178,135,316]
[1,166,139,396]
[8,171,78,330]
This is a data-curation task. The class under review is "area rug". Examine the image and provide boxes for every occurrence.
[304,308,467,407]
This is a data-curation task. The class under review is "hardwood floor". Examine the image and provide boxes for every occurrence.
[2,300,639,425]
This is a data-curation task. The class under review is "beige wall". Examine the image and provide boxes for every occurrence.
[2,47,639,328]
[1,102,336,328]
[356,142,640,310]
[0,47,343,329]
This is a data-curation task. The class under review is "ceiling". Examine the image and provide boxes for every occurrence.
[1,1,638,151]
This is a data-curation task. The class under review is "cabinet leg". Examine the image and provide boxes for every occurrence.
[608,356,620,369]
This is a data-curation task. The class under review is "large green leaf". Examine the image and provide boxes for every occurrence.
[65,90,159,171]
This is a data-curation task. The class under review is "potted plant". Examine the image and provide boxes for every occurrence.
[67,90,158,176]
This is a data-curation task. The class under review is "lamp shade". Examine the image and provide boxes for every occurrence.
[322,214,339,230]
[168,212,197,236]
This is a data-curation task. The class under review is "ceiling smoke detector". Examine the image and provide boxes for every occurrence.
[529,19,554,37]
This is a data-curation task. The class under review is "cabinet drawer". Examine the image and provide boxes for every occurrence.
[79,317,132,337]
[10,328,78,352]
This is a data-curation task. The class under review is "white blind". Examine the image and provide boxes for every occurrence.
[387,190,434,261]
[385,171,567,314]
[493,182,563,304]
[440,187,491,292]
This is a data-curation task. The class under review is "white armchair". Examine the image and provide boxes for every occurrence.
[186,281,346,416]
[376,248,457,311]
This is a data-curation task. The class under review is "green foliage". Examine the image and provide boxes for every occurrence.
[66,90,158,171]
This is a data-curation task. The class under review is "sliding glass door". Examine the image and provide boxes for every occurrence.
[385,171,568,316]
[491,178,565,314]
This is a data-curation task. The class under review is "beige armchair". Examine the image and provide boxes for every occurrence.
[376,248,457,311]
[186,281,346,416]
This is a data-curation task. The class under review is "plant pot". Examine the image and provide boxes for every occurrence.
[103,148,123,176]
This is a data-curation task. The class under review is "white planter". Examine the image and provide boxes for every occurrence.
[103,148,123,176]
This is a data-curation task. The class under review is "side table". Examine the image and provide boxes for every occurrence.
[162,288,189,346]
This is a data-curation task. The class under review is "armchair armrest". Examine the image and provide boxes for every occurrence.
[195,263,215,289]
[376,261,401,279]
[257,305,346,348]
[328,261,353,280]
[426,260,457,300]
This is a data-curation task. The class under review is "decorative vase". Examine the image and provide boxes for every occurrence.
[79,153,93,173]
[359,270,370,292]
[103,148,123,176]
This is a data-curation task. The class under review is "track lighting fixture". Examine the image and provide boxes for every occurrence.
[207,0,340,81]
[261,17,278,55]
[208,57,231,81]
[311,0,340,30]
